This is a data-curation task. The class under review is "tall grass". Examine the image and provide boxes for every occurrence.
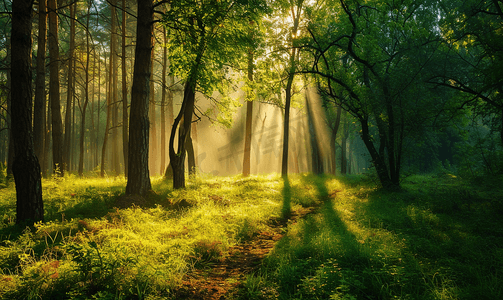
[240,173,503,300]
[0,173,294,299]
[1,172,502,299]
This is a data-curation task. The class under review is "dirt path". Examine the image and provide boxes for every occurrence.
[171,206,317,299]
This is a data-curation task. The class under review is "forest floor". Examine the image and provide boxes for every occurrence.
[1,173,502,300]
[171,206,317,299]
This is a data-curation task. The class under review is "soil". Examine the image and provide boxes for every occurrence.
[171,206,318,300]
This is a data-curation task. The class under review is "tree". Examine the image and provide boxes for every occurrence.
[48,0,64,176]
[242,49,254,176]
[305,0,443,189]
[78,0,92,177]
[125,0,153,196]
[433,0,503,145]
[122,0,129,177]
[11,0,44,223]
[33,0,47,174]
[280,0,304,177]
[164,0,264,188]
[63,2,76,173]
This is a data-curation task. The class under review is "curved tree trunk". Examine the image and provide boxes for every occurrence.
[11,0,44,224]
[169,47,203,189]
[125,0,153,196]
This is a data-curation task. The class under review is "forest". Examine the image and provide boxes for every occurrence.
[1,0,502,299]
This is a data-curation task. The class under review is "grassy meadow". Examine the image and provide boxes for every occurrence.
[0,171,502,299]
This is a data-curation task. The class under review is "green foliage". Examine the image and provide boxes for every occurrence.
[1,174,502,299]
[250,174,503,300]
[162,0,268,126]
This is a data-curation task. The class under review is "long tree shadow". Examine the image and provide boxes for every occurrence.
[281,176,292,220]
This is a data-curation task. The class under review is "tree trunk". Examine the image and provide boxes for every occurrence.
[126,0,153,196]
[6,36,13,177]
[169,45,203,189]
[48,0,63,176]
[330,106,342,175]
[341,112,348,175]
[63,2,75,172]
[306,95,323,174]
[122,0,129,177]
[11,0,44,224]
[186,134,196,175]
[79,2,91,177]
[161,25,167,175]
[170,81,196,189]
[33,0,47,170]
[43,93,52,176]
[149,39,158,176]
[359,117,396,190]
[101,52,112,177]
[111,0,120,175]
[243,50,254,176]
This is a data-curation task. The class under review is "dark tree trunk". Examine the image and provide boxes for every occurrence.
[11,0,44,224]
[122,0,129,177]
[101,42,112,177]
[63,2,75,172]
[170,81,196,189]
[161,25,167,175]
[43,94,52,176]
[33,0,47,170]
[281,68,294,177]
[341,112,348,175]
[6,36,13,176]
[243,50,254,177]
[359,117,396,190]
[149,39,157,175]
[48,0,63,176]
[186,134,196,175]
[79,1,91,177]
[330,106,342,175]
[125,0,153,196]
[111,0,120,175]
[306,95,323,174]
[169,45,203,189]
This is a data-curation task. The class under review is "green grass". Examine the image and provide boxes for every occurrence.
[241,173,503,300]
[1,172,502,299]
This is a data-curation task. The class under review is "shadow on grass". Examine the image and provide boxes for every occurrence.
[264,174,373,299]
[351,176,503,299]
[281,176,292,220]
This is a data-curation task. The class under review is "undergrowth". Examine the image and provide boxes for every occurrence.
[241,173,503,300]
[1,172,502,299]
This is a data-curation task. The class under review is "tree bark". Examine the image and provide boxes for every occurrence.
[48,0,63,176]
[281,4,302,177]
[169,44,203,189]
[6,35,13,177]
[126,0,153,196]
[101,52,112,177]
[341,111,348,175]
[149,38,158,175]
[111,0,120,175]
[63,2,75,172]
[161,25,167,175]
[79,2,91,177]
[34,0,47,171]
[11,0,44,224]
[243,50,254,176]
[330,106,342,175]
[122,0,129,177]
